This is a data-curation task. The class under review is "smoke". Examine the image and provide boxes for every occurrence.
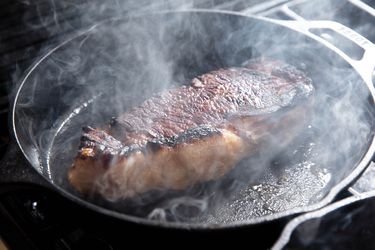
[12,0,375,229]
[267,1,375,247]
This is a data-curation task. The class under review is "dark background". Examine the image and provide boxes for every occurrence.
[0,0,374,249]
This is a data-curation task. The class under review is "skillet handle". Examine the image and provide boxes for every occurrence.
[347,161,375,197]
[273,19,375,86]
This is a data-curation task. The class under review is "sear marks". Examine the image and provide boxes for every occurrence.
[109,58,312,147]
[69,58,314,200]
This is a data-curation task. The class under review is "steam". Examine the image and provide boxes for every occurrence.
[12,0,375,228]
[148,197,208,221]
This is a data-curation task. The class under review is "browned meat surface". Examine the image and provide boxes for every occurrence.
[69,58,314,200]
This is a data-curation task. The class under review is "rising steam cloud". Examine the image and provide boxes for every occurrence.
[12,0,374,226]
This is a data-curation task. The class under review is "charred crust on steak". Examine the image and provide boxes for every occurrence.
[146,125,222,151]
[79,126,124,160]
[79,125,223,160]
[71,58,315,197]
[77,59,314,163]
[172,125,221,144]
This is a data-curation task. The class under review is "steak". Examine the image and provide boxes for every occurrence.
[68,58,314,200]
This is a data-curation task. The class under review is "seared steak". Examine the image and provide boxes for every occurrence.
[69,58,314,200]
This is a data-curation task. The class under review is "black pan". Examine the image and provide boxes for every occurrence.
[10,10,375,231]
[272,163,375,249]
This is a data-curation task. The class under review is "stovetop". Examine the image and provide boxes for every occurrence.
[1,0,375,249]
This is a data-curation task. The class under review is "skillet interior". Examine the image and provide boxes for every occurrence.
[13,11,375,226]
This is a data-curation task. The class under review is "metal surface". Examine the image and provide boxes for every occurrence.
[11,10,375,229]
[271,190,370,249]
[272,161,375,249]
[273,19,375,85]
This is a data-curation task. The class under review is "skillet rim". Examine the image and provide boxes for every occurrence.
[11,9,375,230]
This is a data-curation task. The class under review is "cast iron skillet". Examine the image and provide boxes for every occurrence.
[272,162,375,249]
[10,9,375,230]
